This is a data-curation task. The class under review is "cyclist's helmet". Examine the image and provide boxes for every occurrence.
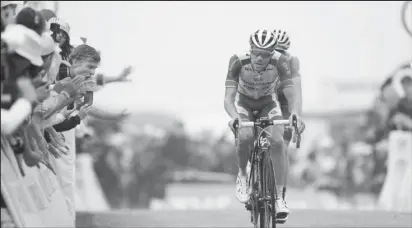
[249,29,278,51]
[273,29,290,51]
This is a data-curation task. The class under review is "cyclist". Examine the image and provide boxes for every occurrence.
[224,29,302,220]
[273,29,304,208]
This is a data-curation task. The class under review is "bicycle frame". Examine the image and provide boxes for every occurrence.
[251,120,278,226]
[233,116,301,228]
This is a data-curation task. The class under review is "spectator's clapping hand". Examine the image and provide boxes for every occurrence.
[52,77,71,93]
[45,127,69,158]
[78,104,93,120]
[60,106,76,118]
[78,77,97,94]
[53,75,85,97]
[35,83,51,102]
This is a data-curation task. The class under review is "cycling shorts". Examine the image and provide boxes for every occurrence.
[235,93,283,121]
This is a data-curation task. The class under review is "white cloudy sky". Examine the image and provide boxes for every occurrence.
[56,1,411,134]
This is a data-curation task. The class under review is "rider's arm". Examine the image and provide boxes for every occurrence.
[224,55,242,119]
[290,56,303,115]
[277,55,301,116]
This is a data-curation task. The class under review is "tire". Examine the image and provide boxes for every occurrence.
[267,158,278,228]
[259,151,277,228]
[248,151,259,228]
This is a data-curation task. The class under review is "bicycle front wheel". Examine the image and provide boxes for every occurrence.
[259,152,277,228]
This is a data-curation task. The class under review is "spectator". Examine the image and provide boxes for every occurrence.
[48,17,72,61]
[50,44,100,224]
[15,6,45,35]
[1,9,50,135]
[1,1,23,28]
[390,76,412,131]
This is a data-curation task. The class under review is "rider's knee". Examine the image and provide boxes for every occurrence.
[269,136,284,150]
[238,128,254,145]
[268,127,285,150]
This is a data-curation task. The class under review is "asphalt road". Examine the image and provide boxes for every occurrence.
[76,184,411,228]
[77,209,412,228]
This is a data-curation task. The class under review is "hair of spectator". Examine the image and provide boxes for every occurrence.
[68,44,101,64]
[51,30,73,60]
[39,9,56,22]
[15,7,45,35]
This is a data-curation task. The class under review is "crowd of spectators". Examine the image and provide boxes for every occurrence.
[293,62,412,206]
[1,1,132,227]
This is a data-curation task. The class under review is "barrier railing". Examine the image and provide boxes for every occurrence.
[1,135,73,227]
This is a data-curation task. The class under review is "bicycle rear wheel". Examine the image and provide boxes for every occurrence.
[259,152,277,228]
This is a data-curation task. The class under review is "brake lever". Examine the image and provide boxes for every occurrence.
[291,114,301,148]
[232,118,240,139]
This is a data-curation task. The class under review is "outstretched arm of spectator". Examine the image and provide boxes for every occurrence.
[53,104,92,132]
[88,106,128,120]
[96,65,133,86]
[53,115,81,132]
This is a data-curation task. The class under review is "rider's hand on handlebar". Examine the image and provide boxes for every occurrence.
[229,116,241,133]
[289,113,305,142]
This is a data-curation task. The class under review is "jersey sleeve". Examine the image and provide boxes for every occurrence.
[290,56,301,78]
[225,55,242,88]
[277,54,294,90]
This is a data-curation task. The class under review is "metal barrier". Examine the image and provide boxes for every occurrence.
[1,135,73,227]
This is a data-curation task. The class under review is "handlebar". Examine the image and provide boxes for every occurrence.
[238,119,290,128]
[232,115,302,148]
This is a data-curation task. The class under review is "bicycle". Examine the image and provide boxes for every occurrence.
[233,114,301,228]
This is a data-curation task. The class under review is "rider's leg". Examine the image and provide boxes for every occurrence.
[281,105,292,201]
[261,102,287,198]
[234,103,254,203]
[235,104,254,176]
[260,101,289,217]
[267,124,286,198]
[237,124,254,176]
[282,128,293,200]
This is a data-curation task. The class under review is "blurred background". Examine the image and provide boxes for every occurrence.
[28,1,411,212]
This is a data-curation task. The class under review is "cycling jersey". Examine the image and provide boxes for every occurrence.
[277,51,301,115]
[225,51,293,121]
[275,51,301,142]
[225,51,293,100]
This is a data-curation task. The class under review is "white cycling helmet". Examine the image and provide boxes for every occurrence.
[273,29,290,51]
[249,29,277,50]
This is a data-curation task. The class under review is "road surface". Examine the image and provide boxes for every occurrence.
[77,209,411,227]
[76,184,411,227]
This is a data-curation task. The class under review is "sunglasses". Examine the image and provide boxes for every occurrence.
[250,49,273,58]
